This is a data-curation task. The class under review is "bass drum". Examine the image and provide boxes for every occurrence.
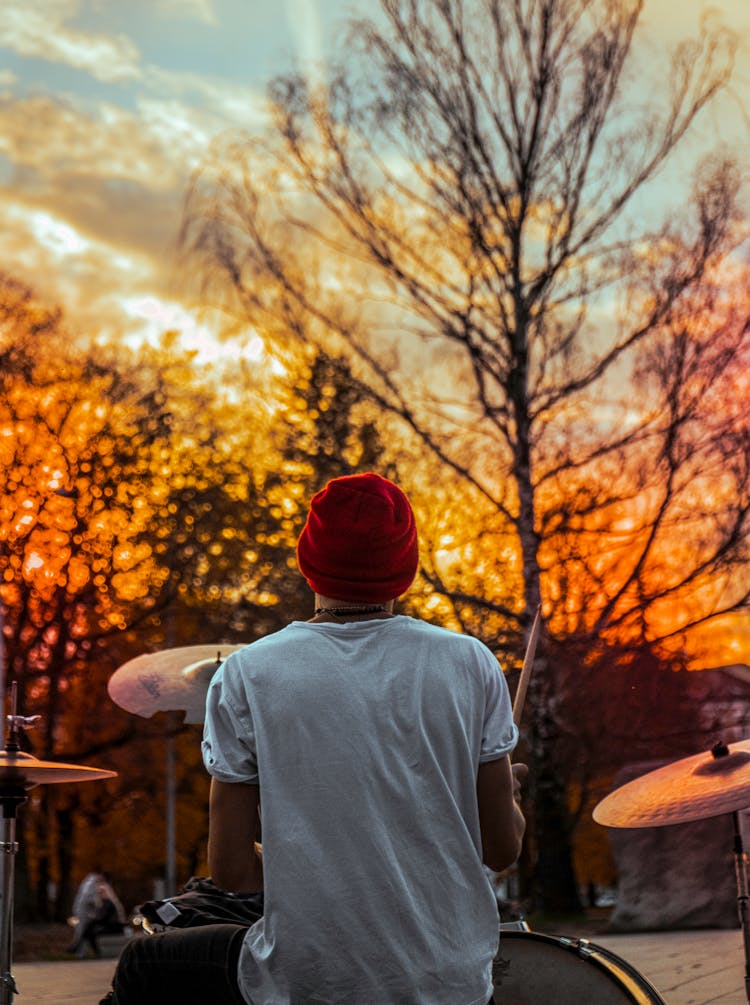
[492,930,666,1004]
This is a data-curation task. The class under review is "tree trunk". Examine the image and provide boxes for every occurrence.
[513,320,582,913]
[528,678,583,913]
[56,803,76,923]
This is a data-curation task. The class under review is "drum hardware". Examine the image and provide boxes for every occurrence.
[499,919,531,932]
[108,644,246,911]
[567,936,594,957]
[108,644,246,723]
[594,737,750,1004]
[493,929,665,1004]
[0,683,117,1004]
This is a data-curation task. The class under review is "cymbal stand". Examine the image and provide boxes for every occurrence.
[0,684,34,1005]
[0,786,24,1005]
[733,810,750,1004]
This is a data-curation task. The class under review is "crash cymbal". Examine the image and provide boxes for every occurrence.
[593,739,750,828]
[107,645,246,723]
[0,750,116,789]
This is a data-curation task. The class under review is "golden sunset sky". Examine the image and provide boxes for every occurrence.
[0,0,748,358]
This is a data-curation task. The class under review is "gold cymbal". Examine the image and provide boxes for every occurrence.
[593,739,750,828]
[0,751,116,789]
[107,645,246,723]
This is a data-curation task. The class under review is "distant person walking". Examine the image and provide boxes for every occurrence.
[69,871,126,958]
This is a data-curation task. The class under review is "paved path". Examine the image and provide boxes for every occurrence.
[8,929,749,1003]
[597,929,746,1005]
[11,957,116,1003]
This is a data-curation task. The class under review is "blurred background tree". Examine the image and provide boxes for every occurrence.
[0,275,388,919]
[179,0,750,911]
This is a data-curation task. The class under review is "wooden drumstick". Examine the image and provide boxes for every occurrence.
[512,605,541,726]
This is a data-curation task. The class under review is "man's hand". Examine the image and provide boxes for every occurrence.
[511,762,528,803]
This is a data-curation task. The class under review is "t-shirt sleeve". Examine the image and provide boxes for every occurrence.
[475,642,518,763]
[202,659,259,784]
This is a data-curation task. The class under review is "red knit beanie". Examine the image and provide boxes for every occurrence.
[296,473,418,602]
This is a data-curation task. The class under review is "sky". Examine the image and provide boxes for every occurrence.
[0,0,749,360]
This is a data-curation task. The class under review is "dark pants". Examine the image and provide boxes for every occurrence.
[102,924,247,1005]
[76,920,123,958]
[101,923,498,1005]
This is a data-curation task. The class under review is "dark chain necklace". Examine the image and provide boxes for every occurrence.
[314,605,388,616]
[313,605,389,621]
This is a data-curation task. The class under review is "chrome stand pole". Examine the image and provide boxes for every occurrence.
[732,811,750,1004]
[0,789,24,1005]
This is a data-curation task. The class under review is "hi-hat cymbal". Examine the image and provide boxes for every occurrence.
[108,645,246,724]
[593,740,750,828]
[0,750,116,789]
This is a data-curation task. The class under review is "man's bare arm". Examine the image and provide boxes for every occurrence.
[208,778,263,893]
[477,756,526,873]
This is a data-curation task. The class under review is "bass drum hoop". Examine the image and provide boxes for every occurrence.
[493,930,665,1004]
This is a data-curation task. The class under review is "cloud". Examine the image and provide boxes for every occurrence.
[0,197,159,341]
[151,0,219,25]
[0,197,230,355]
[0,69,270,184]
[0,88,187,339]
[0,1,142,84]
[142,67,271,134]
[0,94,186,191]
[0,8,273,345]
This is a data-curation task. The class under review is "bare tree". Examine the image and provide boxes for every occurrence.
[180,0,749,910]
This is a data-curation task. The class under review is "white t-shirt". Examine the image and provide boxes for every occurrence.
[202,615,518,1005]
